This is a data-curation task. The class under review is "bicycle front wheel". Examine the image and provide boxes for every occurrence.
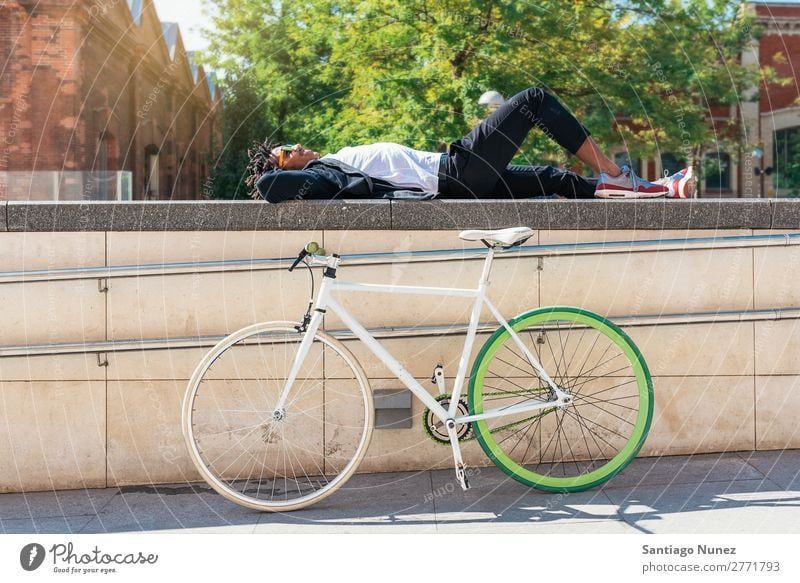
[182,321,373,511]
[469,306,653,492]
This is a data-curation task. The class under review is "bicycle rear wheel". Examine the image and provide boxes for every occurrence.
[469,306,652,492]
[182,321,373,511]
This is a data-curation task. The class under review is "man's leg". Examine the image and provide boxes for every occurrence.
[492,165,597,199]
[445,86,606,194]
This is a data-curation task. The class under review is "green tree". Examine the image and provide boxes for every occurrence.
[202,0,777,195]
[205,75,269,199]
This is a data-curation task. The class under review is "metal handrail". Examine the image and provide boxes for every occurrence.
[2,306,798,359]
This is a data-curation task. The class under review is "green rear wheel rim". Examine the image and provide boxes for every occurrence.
[468,306,653,492]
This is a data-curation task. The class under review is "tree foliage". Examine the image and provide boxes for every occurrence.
[200,0,777,197]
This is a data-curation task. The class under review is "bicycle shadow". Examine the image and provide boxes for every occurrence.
[251,451,800,533]
[44,450,799,534]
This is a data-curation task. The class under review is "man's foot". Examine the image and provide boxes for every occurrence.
[655,166,696,198]
[595,164,669,198]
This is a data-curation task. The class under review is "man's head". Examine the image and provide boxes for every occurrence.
[245,140,321,198]
[271,143,320,170]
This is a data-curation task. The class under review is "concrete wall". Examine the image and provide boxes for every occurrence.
[2,226,799,492]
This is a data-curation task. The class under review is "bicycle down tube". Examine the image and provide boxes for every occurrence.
[275,248,569,426]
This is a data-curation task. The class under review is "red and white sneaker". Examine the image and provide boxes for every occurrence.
[655,166,696,198]
[595,164,669,198]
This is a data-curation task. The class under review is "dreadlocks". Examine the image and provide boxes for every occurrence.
[245,139,280,199]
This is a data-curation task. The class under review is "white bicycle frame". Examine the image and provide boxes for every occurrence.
[275,246,572,475]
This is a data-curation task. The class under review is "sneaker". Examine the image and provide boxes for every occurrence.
[655,166,696,198]
[595,164,669,198]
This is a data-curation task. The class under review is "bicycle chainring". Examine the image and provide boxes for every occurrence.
[422,394,472,445]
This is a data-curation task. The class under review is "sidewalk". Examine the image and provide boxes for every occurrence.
[1,450,798,534]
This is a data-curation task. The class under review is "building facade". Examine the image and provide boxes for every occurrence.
[601,1,800,198]
[0,0,221,200]
[741,1,800,197]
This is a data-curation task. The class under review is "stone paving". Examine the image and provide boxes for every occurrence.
[1,450,798,534]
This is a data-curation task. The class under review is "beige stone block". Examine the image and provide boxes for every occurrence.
[540,229,753,318]
[324,254,540,330]
[626,321,754,377]
[541,246,753,317]
[0,353,104,381]
[106,230,323,342]
[755,376,800,449]
[321,230,540,330]
[324,379,374,473]
[753,239,800,309]
[358,379,486,474]
[0,232,105,271]
[328,332,493,380]
[107,380,198,486]
[754,319,800,375]
[0,381,106,492]
[108,371,334,486]
[0,280,105,345]
[107,330,328,381]
[107,269,310,340]
[640,376,754,456]
[107,230,321,265]
[108,348,211,381]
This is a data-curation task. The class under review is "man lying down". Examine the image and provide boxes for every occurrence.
[246,86,696,203]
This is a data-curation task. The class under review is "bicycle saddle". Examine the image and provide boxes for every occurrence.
[458,227,534,248]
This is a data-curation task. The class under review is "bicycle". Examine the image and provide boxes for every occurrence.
[181,227,654,511]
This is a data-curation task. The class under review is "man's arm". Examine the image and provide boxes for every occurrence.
[255,170,337,202]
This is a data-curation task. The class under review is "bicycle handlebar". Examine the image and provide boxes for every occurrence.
[288,241,328,272]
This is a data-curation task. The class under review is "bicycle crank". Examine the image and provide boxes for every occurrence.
[423,394,472,445]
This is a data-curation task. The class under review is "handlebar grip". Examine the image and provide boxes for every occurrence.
[288,249,308,272]
[289,241,326,272]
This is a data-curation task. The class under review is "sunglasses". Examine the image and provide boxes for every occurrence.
[277,145,294,167]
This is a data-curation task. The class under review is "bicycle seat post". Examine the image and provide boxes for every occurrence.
[478,246,496,289]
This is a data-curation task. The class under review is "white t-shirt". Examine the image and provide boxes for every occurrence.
[321,142,442,192]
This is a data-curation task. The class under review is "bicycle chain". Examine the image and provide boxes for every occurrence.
[423,389,557,445]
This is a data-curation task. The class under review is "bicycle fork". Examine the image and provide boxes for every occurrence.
[274,256,341,414]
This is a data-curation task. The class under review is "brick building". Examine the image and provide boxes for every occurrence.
[741,0,800,197]
[596,1,800,198]
[0,0,221,200]
[647,0,800,198]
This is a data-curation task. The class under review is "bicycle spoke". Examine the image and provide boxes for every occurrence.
[569,338,614,392]
[554,323,570,385]
[571,376,638,399]
[563,405,631,444]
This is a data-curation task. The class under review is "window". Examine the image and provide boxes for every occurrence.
[704,152,730,190]
[660,153,686,177]
[98,133,108,199]
[773,127,800,195]
[144,144,159,199]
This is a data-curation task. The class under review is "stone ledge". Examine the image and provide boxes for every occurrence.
[1,198,796,231]
[390,198,775,230]
[4,200,391,232]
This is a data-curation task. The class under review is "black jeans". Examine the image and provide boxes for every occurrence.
[438,87,597,199]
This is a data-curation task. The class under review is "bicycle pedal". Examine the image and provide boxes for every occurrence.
[456,465,470,491]
[431,364,446,395]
